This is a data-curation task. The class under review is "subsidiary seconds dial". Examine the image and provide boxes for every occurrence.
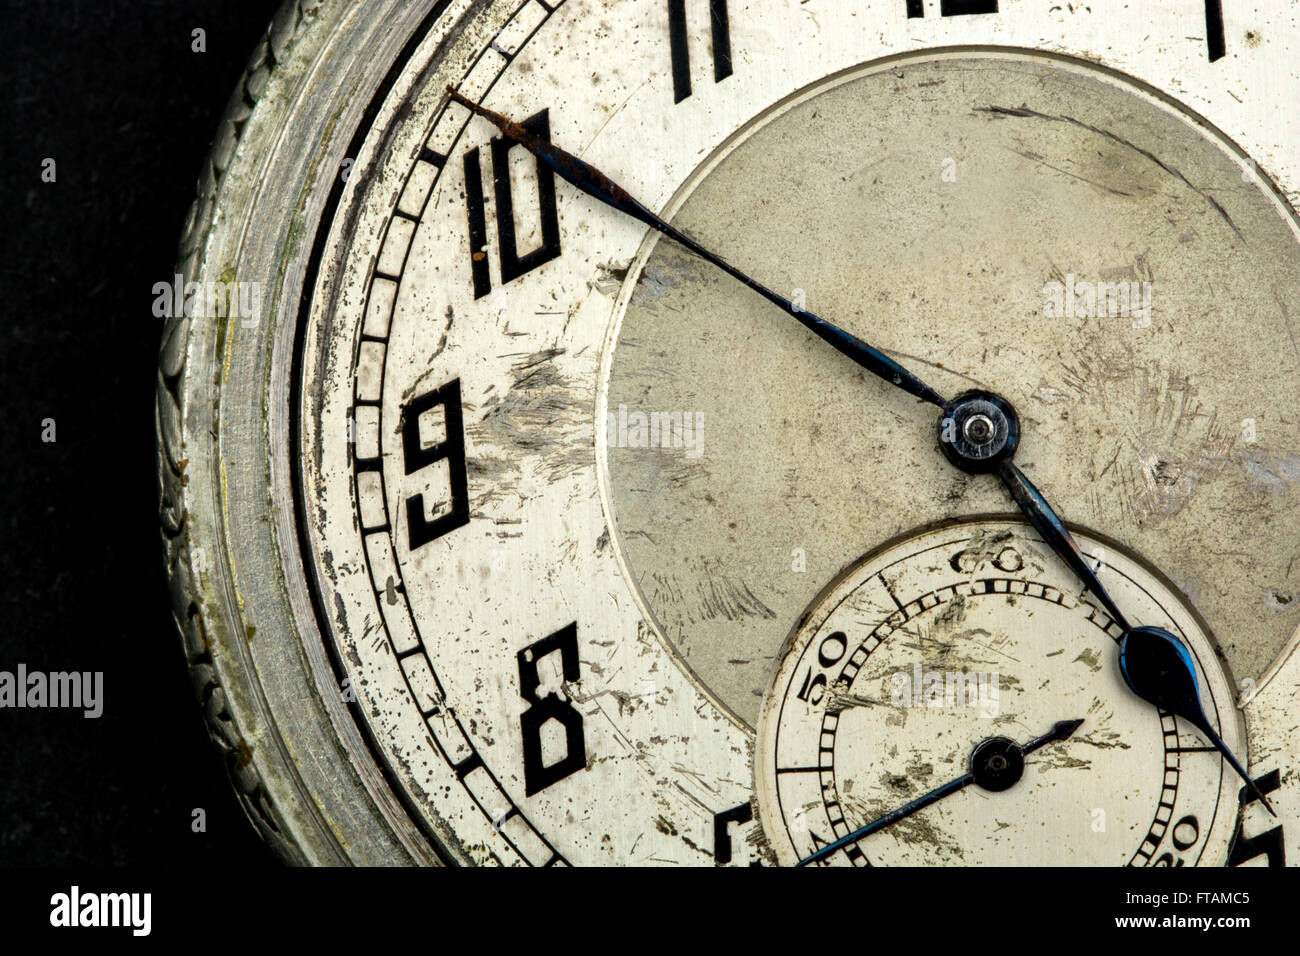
[756,521,1242,866]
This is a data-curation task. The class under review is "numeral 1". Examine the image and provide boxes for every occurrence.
[668,0,733,104]
[1204,0,1226,62]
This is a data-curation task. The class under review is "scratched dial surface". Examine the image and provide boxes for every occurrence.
[292,1,1300,865]
[756,521,1243,866]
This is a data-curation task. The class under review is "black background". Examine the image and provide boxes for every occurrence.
[0,1,282,866]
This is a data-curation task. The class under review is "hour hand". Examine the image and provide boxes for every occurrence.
[1119,626,1276,815]
[445,87,947,408]
[998,460,1132,631]
[936,392,1271,814]
[935,389,1131,630]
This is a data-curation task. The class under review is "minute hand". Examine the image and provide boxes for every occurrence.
[446,88,947,409]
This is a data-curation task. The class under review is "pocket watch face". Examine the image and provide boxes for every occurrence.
[165,0,1300,866]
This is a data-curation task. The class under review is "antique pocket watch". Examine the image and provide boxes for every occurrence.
[158,0,1300,865]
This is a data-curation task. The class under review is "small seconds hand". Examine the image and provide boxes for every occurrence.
[446,87,947,408]
[797,719,1084,867]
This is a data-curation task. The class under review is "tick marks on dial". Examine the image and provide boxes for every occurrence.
[879,574,907,613]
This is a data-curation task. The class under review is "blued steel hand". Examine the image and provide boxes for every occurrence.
[990,456,1272,809]
[1120,626,1276,814]
[998,460,1131,631]
[796,719,1083,867]
[446,87,947,408]
[999,460,1272,810]
[992,455,1273,809]
[937,391,1267,812]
